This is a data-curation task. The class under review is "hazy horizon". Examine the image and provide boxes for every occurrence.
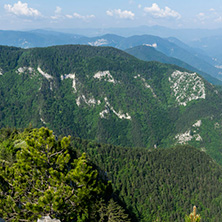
[1,1,222,31]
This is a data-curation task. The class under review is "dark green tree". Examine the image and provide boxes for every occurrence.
[0,127,110,221]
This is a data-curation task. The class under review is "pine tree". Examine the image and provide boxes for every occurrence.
[0,127,110,221]
[185,206,201,222]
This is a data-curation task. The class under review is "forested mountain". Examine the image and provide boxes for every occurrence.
[76,138,222,222]
[125,45,222,85]
[1,44,222,166]
[115,35,222,81]
[0,30,221,81]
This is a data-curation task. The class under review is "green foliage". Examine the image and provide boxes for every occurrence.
[76,138,222,222]
[185,206,201,222]
[0,127,128,222]
[100,198,131,222]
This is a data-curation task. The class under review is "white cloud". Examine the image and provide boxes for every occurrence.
[215,16,222,23]
[195,9,222,24]
[66,12,95,21]
[73,13,95,19]
[51,6,62,20]
[4,1,41,17]
[138,4,142,9]
[66,14,73,19]
[73,13,85,19]
[144,3,181,19]
[106,9,135,20]
[55,6,62,14]
[196,12,206,21]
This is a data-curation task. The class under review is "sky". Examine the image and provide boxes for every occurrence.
[1,0,222,30]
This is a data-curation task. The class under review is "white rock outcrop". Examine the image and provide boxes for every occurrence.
[94,71,116,83]
[61,73,77,93]
[37,216,60,222]
[134,74,157,98]
[40,118,47,125]
[143,43,157,48]
[99,108,110,118]
[169,70,206,106]
[17,67,34,74]
[76,95,97,107]
[175,130,193,144]
[193,120,202,127]
[100,97,131,120]
[37,67,53,80]
[88,39,108,46]
[175,119,203,144]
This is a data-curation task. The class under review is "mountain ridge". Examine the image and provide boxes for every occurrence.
[125,45,222,85]
[1,44,222,165]
[0,30,221,82]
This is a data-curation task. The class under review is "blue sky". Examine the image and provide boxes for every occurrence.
[1,0,222,30]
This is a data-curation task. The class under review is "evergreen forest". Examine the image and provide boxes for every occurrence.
[0,127,222,221]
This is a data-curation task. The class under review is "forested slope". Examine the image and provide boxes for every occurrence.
[1,45,222,166]
[75,138,222,222]
[1,127,222,221]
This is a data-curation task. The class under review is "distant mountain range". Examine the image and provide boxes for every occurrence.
[189,35,222,64]
[125,45,222,85]
[1,45,222,166]
[54,25,222,42]
[1,29,222,83]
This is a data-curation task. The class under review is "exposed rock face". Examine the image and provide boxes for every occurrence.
[61,73,77,92]
[100,97,131,120]
[93,70,116,83]
[37,67,53,80]
[169,70,206,106]
[88,39,108,46]
[37,216,60,222]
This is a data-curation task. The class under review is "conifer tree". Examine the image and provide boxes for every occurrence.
[0,127,110,221]
[185,206,201,222]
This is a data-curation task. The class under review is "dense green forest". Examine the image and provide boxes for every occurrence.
[1,45,222,167]
[75,137,222,222]
[1,127,221,221]
[0,127,132,222]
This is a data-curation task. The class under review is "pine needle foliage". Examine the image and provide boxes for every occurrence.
[0,127,115,221]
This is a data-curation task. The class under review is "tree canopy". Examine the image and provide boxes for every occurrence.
[0,127,130,222]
